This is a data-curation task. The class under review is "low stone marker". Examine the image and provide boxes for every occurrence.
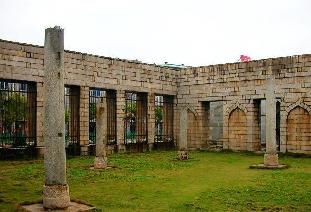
[94,98,108,169]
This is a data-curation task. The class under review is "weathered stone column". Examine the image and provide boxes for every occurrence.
[116,90,125,152]
[80,86,90,156]
[264,76,279,166]
[147,93,155,151]
[43,26,70,209]
[94,98,108,169]
[178,107,188,160]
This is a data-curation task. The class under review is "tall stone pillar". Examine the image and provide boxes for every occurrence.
[36,82,45,156]
[178,107,188,160]
[147,93,155,150]
[94,98,108,169]
[80,86,90,156]
[264,76,279,166]
[43,26,70,209]
[116,90,125,152]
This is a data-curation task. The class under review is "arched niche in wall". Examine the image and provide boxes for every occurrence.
[286,102,311,154]
[228,107,248,151]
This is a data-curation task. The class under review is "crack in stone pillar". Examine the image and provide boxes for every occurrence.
[43,26,70,209]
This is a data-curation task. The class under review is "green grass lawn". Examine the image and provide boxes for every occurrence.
[0,151,311,211]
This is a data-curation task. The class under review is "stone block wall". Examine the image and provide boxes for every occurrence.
[1,38,311,154]
[178,55,311,154]
[0,39,178,154]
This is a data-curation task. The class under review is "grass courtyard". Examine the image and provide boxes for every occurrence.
[0,151,310,211]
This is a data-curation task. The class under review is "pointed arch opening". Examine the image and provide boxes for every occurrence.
[287,106,311,153]
[228,107,247,151]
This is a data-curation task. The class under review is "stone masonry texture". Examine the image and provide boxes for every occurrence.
[1,38,311,154]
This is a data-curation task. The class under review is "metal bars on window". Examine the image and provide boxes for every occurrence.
[89,88,117,154]
[154,95,174,149]
[0,79,36,159]
[124,92,148,149]
[64,86,80,156]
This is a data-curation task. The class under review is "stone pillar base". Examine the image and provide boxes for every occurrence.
[177,150,188,160]
[43,184,70,209]
[148,143,154,151]
[94,156,108,169]
[80,146,89,156]
[107,145,116,155]
[117,144,126,153]
[264,153,279,167]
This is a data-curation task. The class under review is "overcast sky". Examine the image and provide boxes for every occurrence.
[0,0,310,66]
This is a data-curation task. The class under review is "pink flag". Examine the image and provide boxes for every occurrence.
[240,55,251,62]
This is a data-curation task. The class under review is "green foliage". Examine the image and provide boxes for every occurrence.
[65,109,70,123]
[89,103,96,121]
[155,106,163,122]
[125,102,136,118]
[0,92,27,128]
[126,131,136,139]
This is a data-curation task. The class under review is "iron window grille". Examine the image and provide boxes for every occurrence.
[0,79,36,159]
[89,88,117,148]
[154,95,174,149]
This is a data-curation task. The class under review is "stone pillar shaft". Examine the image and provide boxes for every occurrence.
[264,76,279,166]
[265,77,277,154]
[96,99,107,157]
[147,93,155,150]
[80,86,90,156]
[116,90,125,151]
[44,27,66,185]
[43,26,70,209]
[179,108,188,150]
[178,107,189,160]
[94,98,108,169]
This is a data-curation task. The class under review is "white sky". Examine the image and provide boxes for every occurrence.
[0,0,310,66]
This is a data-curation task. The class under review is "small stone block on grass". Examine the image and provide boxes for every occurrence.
[18,201,96,212]
[249,164,288,169]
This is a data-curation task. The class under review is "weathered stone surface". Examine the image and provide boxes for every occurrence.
[265,76,277,155]
[1,37,311,155]
[177,150,188,160]
[209,101,223,144]
[94,99,108,169]
[43,26,70,209]
[264,153,279,166]
[42,185,70,209]
[179,107,188,150]
[228,108,247,151]
[19,200,95,212]
[249,163,288,169]
[263,76,280,166]
[43,26,67,185]
[94,156,108,169]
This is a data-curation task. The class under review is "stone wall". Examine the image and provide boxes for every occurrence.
[1,38,311,154]
[178,55,311,154]
[0,39,178,153]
